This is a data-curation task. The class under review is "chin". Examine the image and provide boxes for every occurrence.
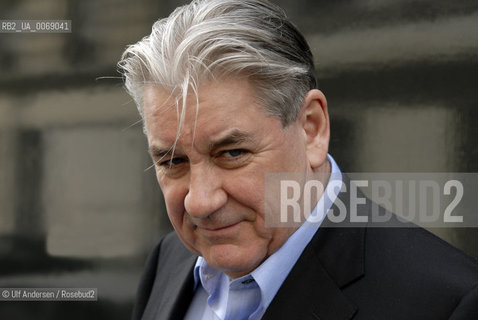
[204,243,266,278]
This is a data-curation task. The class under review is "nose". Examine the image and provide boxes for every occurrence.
[184,164,227,219]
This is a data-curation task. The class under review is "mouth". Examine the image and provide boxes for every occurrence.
[197,221,242,237]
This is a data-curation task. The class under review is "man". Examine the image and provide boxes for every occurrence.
[119,0,478,319]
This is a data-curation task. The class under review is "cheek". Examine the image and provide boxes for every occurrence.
[159,181,187,226]
[227,174,266,217]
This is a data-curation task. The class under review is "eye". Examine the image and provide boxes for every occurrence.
[216,148,251,169]
[158,157,187,167]
[222,149,247,158]
[169,157,187,165]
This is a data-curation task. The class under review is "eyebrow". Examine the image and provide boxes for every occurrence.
[148,130,255,159]
[209,130,255,151]
[148,145,173,159]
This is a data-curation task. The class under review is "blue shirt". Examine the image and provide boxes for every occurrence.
[184,154,342,320]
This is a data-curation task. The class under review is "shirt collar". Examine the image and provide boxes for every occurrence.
[192,154,342,310]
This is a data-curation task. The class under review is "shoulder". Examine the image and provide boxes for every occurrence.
[366,225,478,284]
[362,225,478,317]
[156,232,195,263]
[132,232,196,320]
[318,192,478,319]
[143,232,197,281]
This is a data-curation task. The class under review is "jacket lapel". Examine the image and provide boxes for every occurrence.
[262,227,364,320]
[262,176,366,320]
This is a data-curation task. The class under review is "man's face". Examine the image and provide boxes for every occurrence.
[143,78,311,278]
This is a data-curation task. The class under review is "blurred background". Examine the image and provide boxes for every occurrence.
[0,0,477,318]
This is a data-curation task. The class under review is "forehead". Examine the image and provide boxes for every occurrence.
[142,78,275,146]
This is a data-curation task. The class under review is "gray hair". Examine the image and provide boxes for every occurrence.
[118,0,317,127]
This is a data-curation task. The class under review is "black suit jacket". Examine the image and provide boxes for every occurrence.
[132,186,478,320]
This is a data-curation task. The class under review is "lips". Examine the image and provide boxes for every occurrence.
[196,221,243,237]
[202,222,241,231]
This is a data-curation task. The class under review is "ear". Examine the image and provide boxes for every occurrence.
[298,89,330,169]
